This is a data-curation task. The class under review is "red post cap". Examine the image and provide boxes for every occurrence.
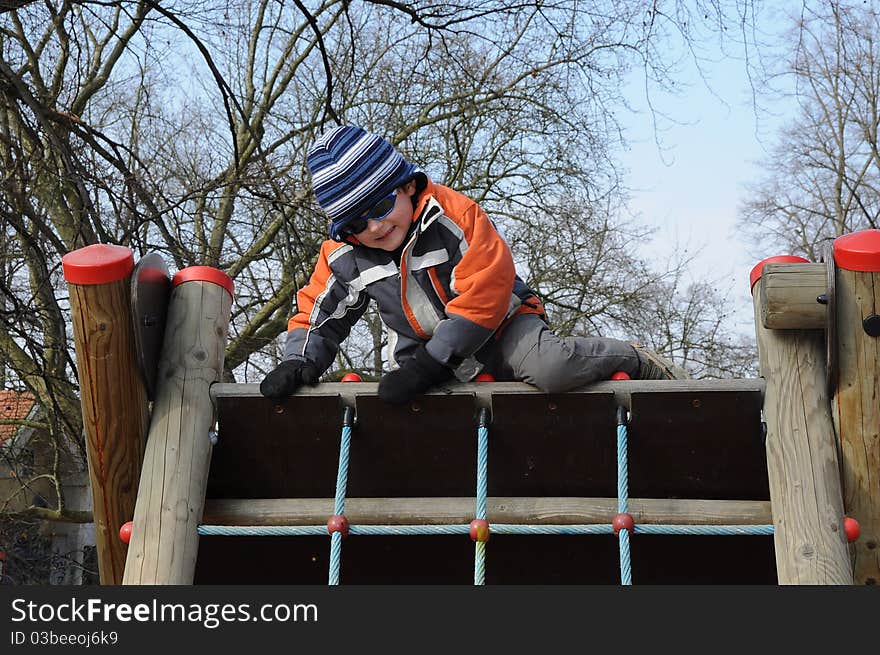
[833,230,880,272]
[62,244,134,285]
[341,373,363,382]
[610,371,631,381]
[474,373,495,382]
[749,255,810,291]
[172,266,234,297]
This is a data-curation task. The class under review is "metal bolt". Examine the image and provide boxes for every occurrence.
[863,314,880,337]
[816,294,828,305]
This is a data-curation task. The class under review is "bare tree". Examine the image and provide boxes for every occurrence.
[741,2,880,260]
[0,1,762,582]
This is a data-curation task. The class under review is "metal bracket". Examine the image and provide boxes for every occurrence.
[823,244,838,396]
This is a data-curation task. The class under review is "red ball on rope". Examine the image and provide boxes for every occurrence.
[327,514,350,538]
[469,519,490,542]
[119,521,133,544]
[843,516,860,543]
[612,513,635,536]
[341,373,363,382]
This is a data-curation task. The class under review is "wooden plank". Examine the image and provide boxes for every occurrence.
[752,275,852,584]
[208,395,344,499]
[211,378,766,408]
[66,263,149,584]
[347,394,478,496]
[123,276,232,584]
[209,382,768,500]
[487,393,617,497]
[760,262,826,329]
[833,267,880,584]
[628,389,768,500]
[194,529,777,584]
[202,496,773,526]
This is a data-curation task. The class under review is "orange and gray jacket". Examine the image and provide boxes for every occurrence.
[284,178,542,380]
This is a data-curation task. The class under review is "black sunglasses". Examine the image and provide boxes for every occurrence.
[339,190,397,237]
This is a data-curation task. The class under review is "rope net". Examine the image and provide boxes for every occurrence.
[198,401,773,585]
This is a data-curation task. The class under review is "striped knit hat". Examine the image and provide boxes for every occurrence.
[307,125,418,241]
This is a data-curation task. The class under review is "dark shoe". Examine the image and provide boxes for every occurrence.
[631,343,690,380]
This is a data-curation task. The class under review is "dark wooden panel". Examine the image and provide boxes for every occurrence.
[193,533,776,585]
[488,390,766,499]
[628,390,769,500]
[346,394,479,497]
[210,389,767,501]
[209,393,482,499]
[208,394,345,498]
[488,393,619,497]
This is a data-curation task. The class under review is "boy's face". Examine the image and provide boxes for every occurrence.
[351,180,416,251]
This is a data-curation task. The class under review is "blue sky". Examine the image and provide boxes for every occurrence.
[619,43,789,332]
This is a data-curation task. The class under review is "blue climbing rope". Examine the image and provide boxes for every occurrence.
[616,407,632,585]
[474,407,490,585]
[196,523,774,537]
[328,406,355,585]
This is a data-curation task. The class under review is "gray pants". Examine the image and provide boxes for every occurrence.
[481,313,639,393]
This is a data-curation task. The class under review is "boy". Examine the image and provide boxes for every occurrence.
[260,125,685,403]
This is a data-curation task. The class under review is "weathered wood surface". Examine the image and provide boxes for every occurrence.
[68,276,149,584]
[760,262,826,329]
[211,377,766,409]
[123,277,232,584]
[752,277,852,584]
[202,496,773,526]
[833,267,880,584]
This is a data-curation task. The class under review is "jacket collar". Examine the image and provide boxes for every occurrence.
[412,176,444,230]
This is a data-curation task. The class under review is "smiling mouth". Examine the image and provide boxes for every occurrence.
[375,227,395,240]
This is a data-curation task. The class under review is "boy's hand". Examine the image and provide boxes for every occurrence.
[378,345,454,405]
[259,359,319,399]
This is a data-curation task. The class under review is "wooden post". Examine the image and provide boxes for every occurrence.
[832,229,880,585]
[123,267,233,584]
[62,244,150,584]
[750,257,852,584]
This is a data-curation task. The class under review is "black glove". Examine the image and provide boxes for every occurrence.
[259,359,319,399]
[378,345,454,405]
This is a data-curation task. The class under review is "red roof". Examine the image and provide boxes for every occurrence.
[0,390,35,444]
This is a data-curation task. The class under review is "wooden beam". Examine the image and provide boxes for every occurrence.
[211,378,765,411]
[202,497,772,527]
[832,231,880,585]
[760,262,826,329]
[63,245,149,584]
[123,269,233,585]
[752,267,852,584]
